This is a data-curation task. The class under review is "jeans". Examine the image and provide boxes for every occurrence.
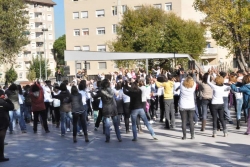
[174,95,180,114]
[25,105,32,121]
[60,112,72,135]
[33,110,49,132]
[164,99,175,128]
[236,98,243,120]
[103,116,121,141]
[223,97,232,121]
[159,95,165,121]
[9,109,26,132]
[180,110,194,136]
[201,99,212,120]
[72,111,87,137]
[131,108,155,139]
[211,104,226,132]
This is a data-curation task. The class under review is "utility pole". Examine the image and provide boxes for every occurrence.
[42,28,48,80]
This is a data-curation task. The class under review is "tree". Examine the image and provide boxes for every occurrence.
[28,56,51,80]
[5,66,17,84]
[194,0,250,71]
[109,6,206,69]
[0,0,29,64]
[27,69,36,81]
[53,35,66,65]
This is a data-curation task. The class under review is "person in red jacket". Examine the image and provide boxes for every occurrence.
[29,81,50,133]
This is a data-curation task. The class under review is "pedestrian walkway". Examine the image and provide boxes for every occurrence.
[2,110,250,167]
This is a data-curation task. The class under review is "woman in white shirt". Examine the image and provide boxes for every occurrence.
[179,76,196,140]
[207,74,228,137]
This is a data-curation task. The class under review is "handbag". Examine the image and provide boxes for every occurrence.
[53,99,61,107]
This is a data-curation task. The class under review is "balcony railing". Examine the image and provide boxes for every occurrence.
[204,48,217,55]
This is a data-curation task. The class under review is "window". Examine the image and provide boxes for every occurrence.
[50,62,54,69]
[73,0,78,1]
[97,45,106,52]
[81,11,88,18]
[112,6,117,16]
[82,28,89,35]
[165,3,172,11]
[76,63,81,69]
[30,23,35,29]
[96,27,105,35]
[112,24,117,34]
[19,72,23,79]
[121,5,127,14]
[98,62,107,69]
[82,45,90,51]
[134,6,142,10]
[96,10,105,17]
[47,6,52,11]
[74,29,80,36]
[47,14,52,21]
[31,42,36,48]
[17,62,23,69]
[18,53,22,58]
[74,46,81,50]
[85,62,90,70]
[49,43,53,49]
[29,13,34,19]
[73,12,79,19]
[48,24,52,30]
[154,4,162,9]
[48,34,53,40]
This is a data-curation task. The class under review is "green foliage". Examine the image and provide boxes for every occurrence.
[194,0,250,71]
[5,66,17,84]
[26,69,36,81]
[109,6,206,69]
[28,56,51,80]
[0,0,29,64]
[53,35,66,65]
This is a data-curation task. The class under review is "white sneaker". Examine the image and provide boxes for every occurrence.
[78,132,83,136]
[149,120,154,124]
[194,122,199,126]
[66,128,70,132]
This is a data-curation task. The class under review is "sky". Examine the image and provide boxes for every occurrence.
[53,0,65,39]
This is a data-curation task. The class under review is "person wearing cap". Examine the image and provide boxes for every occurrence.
[0,90,14,162]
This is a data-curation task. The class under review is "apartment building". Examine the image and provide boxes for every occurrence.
[64,0,233,76]
[0,0,56,83]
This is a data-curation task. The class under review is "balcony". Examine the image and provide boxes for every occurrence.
[34,17,42,22]
[36,37,43,42]
[23,45,31,52]
[200,48,218,59]
[23,57,31,62]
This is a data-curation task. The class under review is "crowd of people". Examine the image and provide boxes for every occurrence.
[0,65,250,162]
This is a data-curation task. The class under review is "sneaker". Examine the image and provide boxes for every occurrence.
[66,128,70,132]
[149,120,154,124]
[194,122,199,126]
[61,134,65,136]
[45,130,50,133]
[94,127,98,131]
[4,142,8,145]
[228,121,233,124]
[132,138,137,141]
[9,131,13,134]
[152,135,158,140]
[110,127,112,131]
[78,132,83,136]
[22,130,27,133]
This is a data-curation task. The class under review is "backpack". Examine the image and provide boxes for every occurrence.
[24,92,32,106]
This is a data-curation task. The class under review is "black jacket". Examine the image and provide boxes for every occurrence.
[123,87,143,110]
[55,72,62,82]
[0,98,14,130]
[52,90,71,112]
[91,88,117,117]
[71,93,85,113]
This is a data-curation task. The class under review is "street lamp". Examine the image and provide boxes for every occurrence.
[42,28,48,80]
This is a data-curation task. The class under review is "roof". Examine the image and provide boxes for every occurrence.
[25,0,56,5]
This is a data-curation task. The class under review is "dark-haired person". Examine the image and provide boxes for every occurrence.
[220,71,233,124]
[23,85,32,123]
[123,82,157,141]
[207,73,228,137]
[114,82,124,128]
[154,75,175,129]
[52,83,72,136]
[5,84,26,134]
[0,90,14,162]
[173,75,180,116]
[17,85,27,133]
[196,72,213,131]
[179,76,196,140]
[230,75,250,135]
[52,83,61,128]
[30,82,50,133]
[55,69,62,85]
[91,79,122,143]
[70,86,89,143]
[43,81,54,123]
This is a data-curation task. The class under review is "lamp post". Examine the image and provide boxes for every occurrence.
[39,45,42,81]
[42,28,48,80]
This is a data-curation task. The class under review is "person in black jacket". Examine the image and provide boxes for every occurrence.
[70,86,89,143]
[55,69,62,84]
[91,79,122,143]
[0,90,14,162]
[123,82,157,141]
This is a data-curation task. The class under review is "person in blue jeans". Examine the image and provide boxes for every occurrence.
[123,80,157,141]
[91,79,122,143]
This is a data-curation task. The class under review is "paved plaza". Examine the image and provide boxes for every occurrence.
[2,110,250,167]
